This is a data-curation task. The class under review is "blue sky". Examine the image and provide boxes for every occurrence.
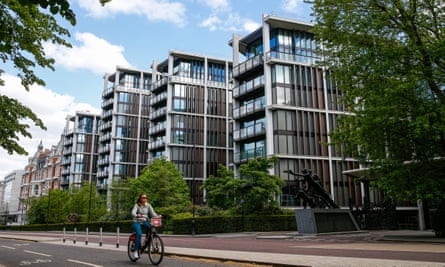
[0,0,313,179]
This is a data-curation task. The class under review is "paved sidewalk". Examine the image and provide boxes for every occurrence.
[1,230,444,267]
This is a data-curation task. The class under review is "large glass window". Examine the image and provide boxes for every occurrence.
[78,117,93,133]
[173,99,186,111]
[77,134,86,143]
[172,130,185,144]
[207,62,226,82]
[173,58,204,80]
[246,38,263,58]
[119,73,140,89]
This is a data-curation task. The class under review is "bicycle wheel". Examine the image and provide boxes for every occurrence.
[148,233,164,265]
[127,236,139,262]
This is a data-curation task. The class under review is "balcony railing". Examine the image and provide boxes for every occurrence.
[233,54,263,78]
[233,75,264,98]
[169,75,205,86]
[102,85,114,98]
[149,122,167,135]
[98,121,112,131]
[150,92,168,105]
[151,77,168,91]
[265,51,318,65]
[101,98,114,108]
[233,122,266,141]
[149,139,166,150]
[149,107,167,120]
[101,110,113,119]
[234,146,266,164]
[233,98,265,119]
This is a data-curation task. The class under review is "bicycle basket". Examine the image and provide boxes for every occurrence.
[151,217,162,227]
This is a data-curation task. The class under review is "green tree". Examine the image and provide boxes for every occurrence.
[202,164,241,210]
[312,0,445,202]
[66,184,107,222]
[45,189,70,223]
[239,157,284,214]
[0,0,109,155]
[127,157,191,217]
[26,197,47,224]
[204,158,284,215]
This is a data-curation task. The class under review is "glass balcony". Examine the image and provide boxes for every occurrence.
[98,121,112,131]
[101,98,114,108]
[150,92,168,105]
[234,146,266,164]
[149,121,167,135]
[233,122,266,141]
[149,139,166,150]
[233,75,264,99]
[149,107,167,120]
[169,75,205,86]
[233,98,265,119]
[102,85,114,98]
[265,51,318,65]
[151,77,168,92]
[233,54,263,78]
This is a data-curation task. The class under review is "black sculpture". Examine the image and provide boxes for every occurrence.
[284,169,339,209]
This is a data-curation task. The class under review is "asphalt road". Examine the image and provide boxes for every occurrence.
[1,230,445,266]
[0,238,258,267]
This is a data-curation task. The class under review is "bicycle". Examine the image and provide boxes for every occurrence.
[127,216,164,265]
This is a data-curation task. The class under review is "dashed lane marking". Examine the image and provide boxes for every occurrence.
[67,259,103,267]
[24,250,52,257]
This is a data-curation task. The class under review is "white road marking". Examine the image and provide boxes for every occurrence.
[19,259,52,265]
[67,259,103,267]
[24,250,52,257]
[1,245,16,250]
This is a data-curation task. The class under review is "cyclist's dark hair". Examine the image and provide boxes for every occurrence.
[137,193,147,206]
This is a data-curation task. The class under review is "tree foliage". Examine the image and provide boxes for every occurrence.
[203,157,284,215]
[312,0,445,201]
[26,187,106,224]
[202,164,241,210]
[0,0,107,155]
[127,157,192,217]
[67,184,107,222]
[0,95,46,155]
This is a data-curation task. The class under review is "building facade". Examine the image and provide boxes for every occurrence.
[1,170,24,224]
[61,111,101,191]
[230,15,362,208]
[97,67,152,205]
[19,141,63,223]
[149,50,233,204]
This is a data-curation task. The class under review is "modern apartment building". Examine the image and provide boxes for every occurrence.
[19,141,63,223]
[229,15,362,208]
[149,50,233,204]
[97,67,152,204]
[61,111,101,191]
[0,170,24,224]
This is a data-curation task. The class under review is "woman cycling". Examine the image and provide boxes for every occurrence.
[131,193,159,259]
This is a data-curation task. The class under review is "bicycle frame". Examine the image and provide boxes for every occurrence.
[127,218,164,265]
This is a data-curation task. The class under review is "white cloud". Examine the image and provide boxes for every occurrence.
[199,15,222,31]
[77,0,187,27]
[44,32,131,74]
[197,0,229,11]
[0,73,101,179]
[281,0,313,19]
[199,13,260,33]
[242,19,261,33]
